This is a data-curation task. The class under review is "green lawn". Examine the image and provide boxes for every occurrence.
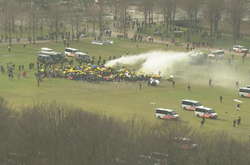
[0,39,250,141]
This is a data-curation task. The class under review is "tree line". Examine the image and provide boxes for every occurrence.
[0,0,249,45]
[0,97,250,165]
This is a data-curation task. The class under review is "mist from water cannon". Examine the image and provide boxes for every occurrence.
[105,51,190,76]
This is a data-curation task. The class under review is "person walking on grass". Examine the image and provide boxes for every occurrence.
[237,116,241,126]
[219,96,223,103]
[139,83,142,90]
[236,81,239,88]
[233,120,236,127]
[201,117,205,127]
[187,84,191,91]
[172,80,175,88]
[236,104,240,111]
[209,78,212,87]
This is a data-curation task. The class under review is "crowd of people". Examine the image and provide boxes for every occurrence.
[40,64,162,83]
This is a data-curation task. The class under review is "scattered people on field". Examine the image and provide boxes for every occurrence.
[209,78,212,87]
[236,104,240,111]
[201,117,205,127]
[139,83,142,90]
[8,46,11,53]
[22,71,27,78]
[219,96,223,103]
[187,84,191,91]
[233,120,236,127]
[172,80,175,88]
[237,116,241,126]
[236,81,239,88]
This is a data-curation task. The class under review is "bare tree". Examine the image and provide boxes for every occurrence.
[179,0,203,41]
[227,0,249,43]
[204,0,225,39]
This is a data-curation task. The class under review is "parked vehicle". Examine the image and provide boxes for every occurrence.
[194,106,217,119]
[233,45,248,53]
[65,48,79,57]
[155,108,179,119]
[40,47,53,52]
[208,50,224,59]
[37,51,64,64]
[181,99,202,111]
[239,87,250,97]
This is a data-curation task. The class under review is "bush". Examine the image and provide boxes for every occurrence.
[0,99,249,165]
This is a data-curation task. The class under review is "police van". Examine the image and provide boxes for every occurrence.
[155,108,179,120]
[194,106,217,119]
[181,100,202,111]
[65,48,79,57]
[239,87,250,97]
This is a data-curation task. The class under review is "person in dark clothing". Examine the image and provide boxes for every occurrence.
[233,120,236,127]
[201,117,205,127]
[187,84,191,91]
[219,96,223,103]
[237,116,241,126]
[209,78,212,87]
[139,83,142,90]
[236,104,240,111]
[236,81,239,88]
[172,80,175,88]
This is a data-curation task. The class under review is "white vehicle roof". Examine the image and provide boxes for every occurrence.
[196,106,213,111]
[212,50,224,53]
[239,87,250,90]
[38,51,61,56]
[75,52,88,56]
[41,47,53,52]
[233,45,242,47]
[155,108,175,112]
[182,99,200,103]
[65,48,78,51]
[91,40,104,45]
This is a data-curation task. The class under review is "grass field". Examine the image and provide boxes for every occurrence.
[1,38,250,141]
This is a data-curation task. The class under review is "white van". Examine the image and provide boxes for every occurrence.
[181,100,202,111]
[155,108,179,120]
[194,106,217,119]
[239,87,250,97]
[208,50,224,59]
[65,48,79,57]
[41,47,53,52]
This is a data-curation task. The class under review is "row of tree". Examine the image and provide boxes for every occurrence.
[0,97,250,165]
[0,0,249,44]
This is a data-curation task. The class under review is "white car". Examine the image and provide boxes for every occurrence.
[181,100,202,111]
[91,40,104,45]
[155,108,179,120]
[233,45,248,53]
[208,50,224,59]
[91,40,114,46]
[65,48,78,57]
[194,106,217,119]
[40,47,53,52]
